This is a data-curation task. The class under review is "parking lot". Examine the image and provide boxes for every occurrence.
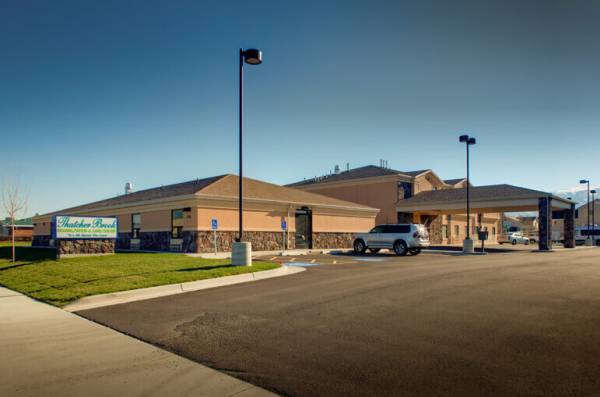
[79,248,600,397]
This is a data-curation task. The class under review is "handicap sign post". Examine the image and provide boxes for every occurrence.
[211,219,218,255]
[281,219,287,251]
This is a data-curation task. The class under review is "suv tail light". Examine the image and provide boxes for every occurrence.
[413,231,420,238]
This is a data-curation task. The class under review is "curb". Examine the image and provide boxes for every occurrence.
[64,265,305,312]
[194,248,354,259]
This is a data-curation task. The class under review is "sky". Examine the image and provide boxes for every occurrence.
[1,0,599,217]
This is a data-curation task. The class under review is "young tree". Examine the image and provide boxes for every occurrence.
[2,178,28,262]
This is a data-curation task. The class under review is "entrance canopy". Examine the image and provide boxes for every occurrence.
[396,184,573,214]
[396,184,576,251]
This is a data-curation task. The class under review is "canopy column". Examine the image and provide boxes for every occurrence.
[563,203,576,248]
[538,197,553,251]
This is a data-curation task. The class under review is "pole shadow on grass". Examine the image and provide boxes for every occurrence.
[0,247,57,270]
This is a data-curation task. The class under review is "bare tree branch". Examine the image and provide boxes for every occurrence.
[1,177,29,262]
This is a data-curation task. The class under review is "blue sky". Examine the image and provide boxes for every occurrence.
[1,0,599,216]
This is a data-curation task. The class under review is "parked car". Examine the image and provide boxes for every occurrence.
[498,232,530,245]
[353,224,430,256]
[575,226,600,246]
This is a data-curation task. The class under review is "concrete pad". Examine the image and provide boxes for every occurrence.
[0,287,276,397]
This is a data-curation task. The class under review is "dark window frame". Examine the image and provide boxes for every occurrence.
[131,213,141,239]
[171,209,184,239]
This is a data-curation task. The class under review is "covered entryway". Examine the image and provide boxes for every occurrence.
[396,184,576,251]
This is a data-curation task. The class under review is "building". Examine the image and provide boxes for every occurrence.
[287,165,503,245]
[32,174,378,253]
[502,215,537,233]
[0,218,34,240]
[552,198,600,240]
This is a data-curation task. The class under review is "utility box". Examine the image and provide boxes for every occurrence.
[478,230,489,241]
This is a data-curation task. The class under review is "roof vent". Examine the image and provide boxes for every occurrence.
[125,182,133,195]
[334,165,340,174]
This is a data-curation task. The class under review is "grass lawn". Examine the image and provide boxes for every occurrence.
[0,247,278,306]
[0,240,32,247]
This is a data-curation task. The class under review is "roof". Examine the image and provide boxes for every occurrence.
[576,198,600,210]
[199,175,375,210]
[444,178,467,185]
[397,184,573,205]
[286,165,430,187]
[38,174,377,217]
[42,175,227,216]
[1,217,33,226]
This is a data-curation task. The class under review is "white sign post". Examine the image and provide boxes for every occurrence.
[211,218,218,255]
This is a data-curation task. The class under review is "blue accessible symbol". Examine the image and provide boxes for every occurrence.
[211,218,218,230]
[281,219,287,230]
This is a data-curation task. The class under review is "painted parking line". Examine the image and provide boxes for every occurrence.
[353,257,384,262]
[285,262,322,267]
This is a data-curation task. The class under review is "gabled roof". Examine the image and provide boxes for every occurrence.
[403,169,431,177]
[38,174,377,217]
[397,184,573,205]
[286,165,430,187]
[444,178,467,185]
[199,175,376,210]
[576,198,600,210]
[42,175,228,216]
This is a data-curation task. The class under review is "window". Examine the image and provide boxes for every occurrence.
[454,225,459,236]
[442,225,448,239]
[387,224,410,234]
[369,225,385,234]
[131,214,141,239]
[492,227,496,236]
[171,209,184,238]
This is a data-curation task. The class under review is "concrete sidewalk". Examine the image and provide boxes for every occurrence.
[0,287,276,397]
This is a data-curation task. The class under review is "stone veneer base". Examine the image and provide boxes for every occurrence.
[34,231,361,254]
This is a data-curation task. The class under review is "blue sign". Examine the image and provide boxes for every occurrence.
[281,219,287,230]
[211,218,218,230]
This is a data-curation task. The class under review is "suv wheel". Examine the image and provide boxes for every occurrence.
[354,239,366,254]
[393,240,408,256]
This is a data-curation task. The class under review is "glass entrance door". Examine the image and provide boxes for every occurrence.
[295,209,312,249]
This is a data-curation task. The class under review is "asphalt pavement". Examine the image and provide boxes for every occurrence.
[79,248,600,397]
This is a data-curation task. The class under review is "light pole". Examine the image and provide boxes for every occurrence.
[591,189,596,245]
[233,48,262,266]
[459,134,476,253]
[580,179,591,245]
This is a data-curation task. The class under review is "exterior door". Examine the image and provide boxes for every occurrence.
[295,209,312,249]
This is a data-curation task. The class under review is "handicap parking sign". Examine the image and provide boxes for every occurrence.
[211,218,218,230]
[281,219,287,230]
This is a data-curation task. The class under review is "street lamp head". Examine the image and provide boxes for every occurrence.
[592,190,597,194]
[242,49,262,65]
[459,135,469,143]
[468,137,476,145]
[580,179,589,184]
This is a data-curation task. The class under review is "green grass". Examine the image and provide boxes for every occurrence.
[0,240,32,247]
[0,247,278,306]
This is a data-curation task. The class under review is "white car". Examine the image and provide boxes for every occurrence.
[353,224,430,256]
[499,232,530,245]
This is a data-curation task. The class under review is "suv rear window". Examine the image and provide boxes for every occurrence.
[384,224,411,234]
